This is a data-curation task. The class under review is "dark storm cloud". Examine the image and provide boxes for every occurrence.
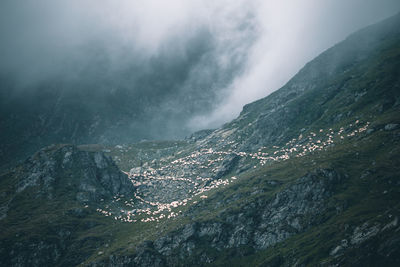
[0,0,257,141]
[0,0,399,138]
[0,1,255,87]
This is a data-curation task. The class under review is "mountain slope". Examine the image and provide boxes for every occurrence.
[0,145,135,266]
[192,12,400,153]
[86,114,400,266]
[1,13,400,267]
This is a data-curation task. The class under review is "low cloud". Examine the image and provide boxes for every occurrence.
[1,0,399,139]
[188,0,400,130]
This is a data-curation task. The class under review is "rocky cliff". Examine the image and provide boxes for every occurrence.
[0,145,135,266]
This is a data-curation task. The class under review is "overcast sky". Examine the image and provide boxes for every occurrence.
[1,0,399,135]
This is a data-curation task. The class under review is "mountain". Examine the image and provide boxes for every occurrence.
[1,14,400,266]
[0,25,253,170]
[0,144,135,266]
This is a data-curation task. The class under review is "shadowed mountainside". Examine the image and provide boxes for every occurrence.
[1,13,400,267]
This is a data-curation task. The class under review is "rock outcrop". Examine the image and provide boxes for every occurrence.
[0,145,135,267]
[14,144,135,203]
[97,169,343,266]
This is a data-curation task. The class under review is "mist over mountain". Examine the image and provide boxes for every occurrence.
[1,2,399,165]
[1,11,400,266]
[1,2,400,266]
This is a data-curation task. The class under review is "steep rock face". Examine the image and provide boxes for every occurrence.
[0,145,135,267]
[98,169,342,266]
[14,144,135,203]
